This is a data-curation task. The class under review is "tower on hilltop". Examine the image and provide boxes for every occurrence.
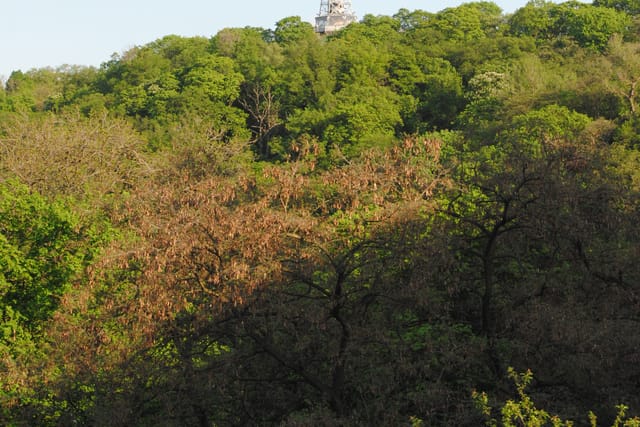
[315,0,357,34]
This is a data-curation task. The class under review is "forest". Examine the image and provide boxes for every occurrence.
[1,1,640,425]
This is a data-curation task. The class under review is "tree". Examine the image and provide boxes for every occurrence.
[323,85,403,150]
[393,8,434,31]
[274,16,315,45]
[433,2,504,42]
[509,0,558,39]
[509,0,631,50]
[474,369,640,427]
[0,180,113,426]
[605,35,640,116]
[3,68,64,112]
[594,0,640,16]
[442,104,640,418]
[61,137,482,425]
[44,65,104,114]
[0,181,89,333]
[0,111,150,208]
[413,57,464,131]
[550,1,631,50]
[456,70,509,143]
[0,81,7,111]
[180,55,248,142]
[213,27,284,157]
[283,20,406,154]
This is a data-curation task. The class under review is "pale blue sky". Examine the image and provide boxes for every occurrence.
[1,0,528,81]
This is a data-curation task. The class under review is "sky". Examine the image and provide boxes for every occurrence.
[1,0,527,81]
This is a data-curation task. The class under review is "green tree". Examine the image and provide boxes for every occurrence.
[443,103,640,418]
[44,65,104,114]
[274,16,316,45]
[3,68,64,112]
[325,85,403,149]
[456,70,509,143]
[508,0,557,39]
[594,0,640,16]
[475,369,640,427]
[414,57,464,131]
[283,17,406,154]
[0,78,7,107]
[393,8,434,31]
[433,2,504,42]
[341,13,402,43]
[551,1,631,50]
[93,36,251,147]
[0,180,113,426]
[501,104,591,158]
[0,181,91,334]
[213,27,284,156]
[509,0,631,50]
[181,56,243,107]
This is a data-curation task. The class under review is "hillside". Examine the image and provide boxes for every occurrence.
[1,3,640,425]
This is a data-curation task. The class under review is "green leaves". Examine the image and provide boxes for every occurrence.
[274,16,316,45]
[476,369,640,427]
[595,0,640,15]
[181,56,243,105]
[473,368,571,427]
[552,2,631,50]
[433,2,504,42]
[0,181,86,332]
[501,104,591,159]
[509,0,631,50]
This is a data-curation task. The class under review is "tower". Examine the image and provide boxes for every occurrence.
[315,0,357,34]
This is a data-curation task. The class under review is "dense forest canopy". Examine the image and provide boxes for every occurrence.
[2,2,640,425]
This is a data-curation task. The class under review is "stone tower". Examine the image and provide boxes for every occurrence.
[315,0,357,34]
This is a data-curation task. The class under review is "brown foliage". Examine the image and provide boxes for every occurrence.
[49,135,455,425]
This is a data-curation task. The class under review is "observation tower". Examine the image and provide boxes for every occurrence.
[315,0,357,34]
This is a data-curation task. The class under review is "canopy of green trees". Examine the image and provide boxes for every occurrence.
[2,1,640,425]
